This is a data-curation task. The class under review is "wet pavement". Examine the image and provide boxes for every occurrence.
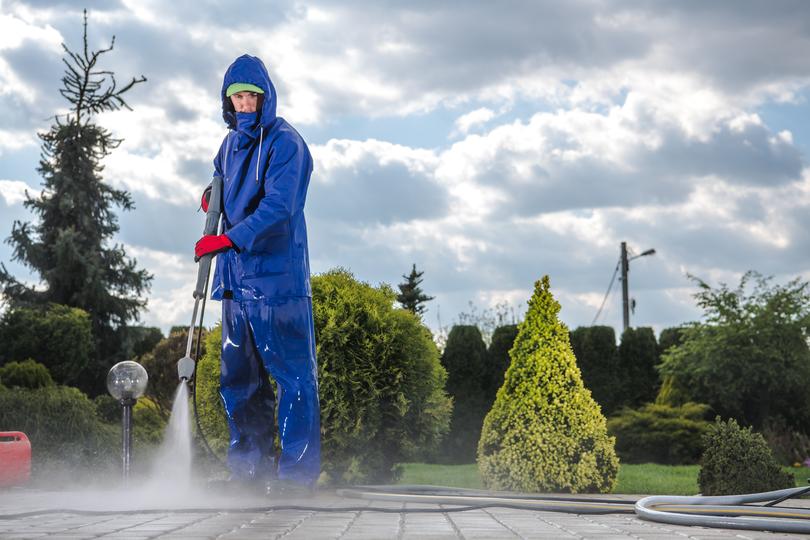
[1,487,809,539]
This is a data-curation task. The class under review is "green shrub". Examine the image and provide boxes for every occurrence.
[698,417,794,495]
[438,325,488,463]
[0,359,55,389]
[569,326,620,414]
[0,386,118,479]
[0,304,94,393]
[617,327,660,408]
[196,269,452,484]
[478,276,618,493]
[607,402,711,464]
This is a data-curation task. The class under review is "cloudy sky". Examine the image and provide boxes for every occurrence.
[1,0,810,340]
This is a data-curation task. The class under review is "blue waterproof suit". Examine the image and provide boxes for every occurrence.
[211,55,319,486]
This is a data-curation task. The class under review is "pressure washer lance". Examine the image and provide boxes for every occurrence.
[177,174,223,382]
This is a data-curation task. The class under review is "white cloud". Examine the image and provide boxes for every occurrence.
[0,179,34,205]
[453,107,496,136]
[2,0,810,338]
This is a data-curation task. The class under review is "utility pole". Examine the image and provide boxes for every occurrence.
[619,242,656,332]
[621,242,629,332]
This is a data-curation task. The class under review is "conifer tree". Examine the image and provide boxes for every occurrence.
[0,11,150,394]
[396,263,434,316]
[478,276,618,493]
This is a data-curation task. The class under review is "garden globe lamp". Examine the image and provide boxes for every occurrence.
[107,361,148,483]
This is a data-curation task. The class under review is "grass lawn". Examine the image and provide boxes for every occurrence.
[396,463,810,496]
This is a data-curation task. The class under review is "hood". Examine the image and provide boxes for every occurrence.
[221,54,277,130]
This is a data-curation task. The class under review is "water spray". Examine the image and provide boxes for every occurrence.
[106,361,148,483]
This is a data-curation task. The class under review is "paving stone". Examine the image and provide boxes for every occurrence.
[2,489,810,539]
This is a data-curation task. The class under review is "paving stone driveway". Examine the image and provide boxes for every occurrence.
[1,488,808,539]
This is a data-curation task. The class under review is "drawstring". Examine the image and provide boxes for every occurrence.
[256,126,263,183]
[224,131,231,178]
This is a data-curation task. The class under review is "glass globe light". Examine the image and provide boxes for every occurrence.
[106,361,148,401]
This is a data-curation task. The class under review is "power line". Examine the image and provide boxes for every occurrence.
[592,260,620,325]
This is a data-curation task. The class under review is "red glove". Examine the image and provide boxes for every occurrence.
[195,234,233,261]
[200,186,212,212]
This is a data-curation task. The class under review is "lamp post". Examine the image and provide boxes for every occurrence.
[106,361,148,483]
[620,242,656,332]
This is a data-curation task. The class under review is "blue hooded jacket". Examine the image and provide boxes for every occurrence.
[211,55,314,300]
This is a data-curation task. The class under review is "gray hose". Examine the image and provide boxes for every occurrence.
[635,486,810,534]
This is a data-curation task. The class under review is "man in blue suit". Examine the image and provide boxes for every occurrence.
[195,54,319,495]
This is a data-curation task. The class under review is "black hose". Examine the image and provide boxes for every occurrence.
[190,275,228,471]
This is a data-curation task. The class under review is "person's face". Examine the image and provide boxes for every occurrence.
[230,91,259,113]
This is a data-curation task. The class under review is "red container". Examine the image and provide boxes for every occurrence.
[0,431,31,487]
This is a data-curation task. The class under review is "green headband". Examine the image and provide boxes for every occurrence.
[226,83,265,97]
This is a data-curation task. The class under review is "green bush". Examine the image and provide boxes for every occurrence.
[0,304,94,393]
[196,269,452,484]
[607,403,711,464]
[698,417,794,495]
[0,359,55,389]
[617,327,660,408]
[569,326,620,414]
[0,386,118,479]
[478,276,618,493]
[438,325,488,463]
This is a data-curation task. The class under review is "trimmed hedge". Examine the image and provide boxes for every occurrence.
[484,324,519,403]
[569,326,620,414]
[438,325,488,463]
[616,327,660,409]
[478,276,618,493]
[607,402,711,464]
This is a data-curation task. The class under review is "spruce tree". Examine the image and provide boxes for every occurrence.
[0,11,150,395]
[478,276,618,493]
[396,263,434,316]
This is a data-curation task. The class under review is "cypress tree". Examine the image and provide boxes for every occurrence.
[478,276,618,493]
[0,11,150,395]
[396,263,434,317]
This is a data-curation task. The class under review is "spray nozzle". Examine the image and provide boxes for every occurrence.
[177,356,196,382]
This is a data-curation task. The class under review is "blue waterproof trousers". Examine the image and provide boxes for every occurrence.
[220,297,320,486]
